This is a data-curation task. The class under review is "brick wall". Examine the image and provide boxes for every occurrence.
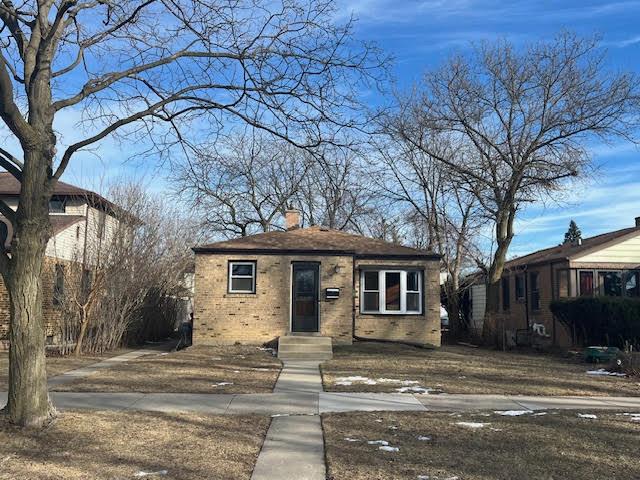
[0,258,69,350]
[353,258,441,347]
[497,262,572,347]
[193,253,354,345]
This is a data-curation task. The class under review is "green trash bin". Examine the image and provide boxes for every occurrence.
[584,346,620,363]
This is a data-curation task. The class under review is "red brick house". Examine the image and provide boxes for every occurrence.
[192,210,442,350]
[470,218,640,347]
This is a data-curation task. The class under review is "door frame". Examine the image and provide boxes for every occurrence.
[289,261,320,333]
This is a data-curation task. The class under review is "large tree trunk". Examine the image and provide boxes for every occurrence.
[3,150,56,427]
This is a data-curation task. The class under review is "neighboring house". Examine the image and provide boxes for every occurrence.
[0,173,121,349]
[469,217,640,347]
[193,210,442,347]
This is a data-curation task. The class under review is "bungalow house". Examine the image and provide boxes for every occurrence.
[192,210,442,357]
[469,217,640,347]
[0,173,121,349]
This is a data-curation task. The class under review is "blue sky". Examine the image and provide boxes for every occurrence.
[34,1,640,257]
[337,0,640,258]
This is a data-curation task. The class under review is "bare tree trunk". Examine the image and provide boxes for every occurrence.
[4,152,56,427]
[482,230,511,347]
[74,309,89,357]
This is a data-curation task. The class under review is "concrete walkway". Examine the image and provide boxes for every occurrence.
[47,345,172,388]
[2,391,638,414]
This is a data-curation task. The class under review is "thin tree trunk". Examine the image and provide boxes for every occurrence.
[74,310,89,357]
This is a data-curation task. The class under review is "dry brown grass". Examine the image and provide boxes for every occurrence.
[0,351,129,390]
[0,410,269,480]
[321,341,640,396]
[53,345,282,394]
[323,410,640,480]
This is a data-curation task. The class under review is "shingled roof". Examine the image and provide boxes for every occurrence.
[0,172,117,213]
[193,226,440,259]
[505,226,640,268]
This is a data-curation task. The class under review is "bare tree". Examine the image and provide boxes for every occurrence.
[0,0,384,426]
[295,146,375,231]
[390,33,640,345]
[374,135,483,337]
[176,130,310,236]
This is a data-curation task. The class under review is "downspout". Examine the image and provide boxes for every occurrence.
[351,256,356,341]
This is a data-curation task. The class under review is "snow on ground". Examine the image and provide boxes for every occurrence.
[586,369,626,377]
[494,410,532,416]
[134,471,168,478]
[379,445,399,452]
[417,476,459,480]
[212,382,233,387]
[344,437,361,442]
[617,413,640,421]
[334,376,435,392]
[454,422,490,429]
[367,440,389,445]
[578,414,598,419]
[417,435,432,441]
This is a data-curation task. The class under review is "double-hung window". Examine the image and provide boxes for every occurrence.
[361,269,422,314]
[228,261,256,293]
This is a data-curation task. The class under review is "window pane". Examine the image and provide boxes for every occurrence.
[580,271,593,296]
[407,271,419,291]
[502,277,510,310]
[626,271,640,297]
[231,277,253,292]
[385,272,401,311]
[599,271,622,296]
[295,269,314,293]
[557,270,569,298]
[363,292,379,311]
[364,271,379,290]
[406,292,420,312]
[232,264,253,276]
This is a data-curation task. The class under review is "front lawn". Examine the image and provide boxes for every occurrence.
[323,410,640,480]
[321,342,640,396]
[53,345,282,394]
[0,411,269,479]
[0,351,127,390]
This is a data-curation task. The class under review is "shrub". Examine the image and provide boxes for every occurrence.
[550,296,640,348]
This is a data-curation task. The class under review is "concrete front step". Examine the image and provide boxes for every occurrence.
[278,344,332,354]
[280,336,332,345]
[278,335,333,361]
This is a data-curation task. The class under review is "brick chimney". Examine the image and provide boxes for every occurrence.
[285,209,301,230]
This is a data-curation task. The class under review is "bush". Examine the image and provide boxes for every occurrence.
[550,296,640,348]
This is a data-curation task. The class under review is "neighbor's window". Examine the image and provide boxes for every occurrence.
[556,270,569,298]
[515,274,525,301]
[598,271,622,296]
[579,271,593,296]
[530,272,540,311]
[501,277,510,311]
[49,198,66,213]
[53,264,65,305]
[625,271,640,297]
[360,270,422,314]
[228,261,256,293]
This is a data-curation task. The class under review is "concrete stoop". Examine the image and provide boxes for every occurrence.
[277,335,333,361]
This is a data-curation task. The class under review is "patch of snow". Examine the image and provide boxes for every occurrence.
[396,386,432,394]
[586,369,626,377]
[489,427,503,432]
[578,414,598,419]
[455,422,489,429]
[367,440,389,445]
[271,414,290,417]
[533,412,548,416]
[458,376,466,379]
[618,413,640,421]
[494,410,532,416]
[251,367,271,371]
[335,381,353,386]
[417,435,432,441]
[375,419,383,423]
[379,445,399,452]
[417,476,430,480]
[344,437,360,442]
[210,357,222,361]
[388,425,398,430]
[134,471,168,478]
[212,382,233,387]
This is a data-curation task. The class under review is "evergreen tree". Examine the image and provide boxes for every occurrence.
[564,220,582,244]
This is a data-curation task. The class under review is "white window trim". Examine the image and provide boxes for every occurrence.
[360,269,423,315]
[228,261,256,293]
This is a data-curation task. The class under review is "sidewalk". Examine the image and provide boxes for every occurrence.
[1,391,638,414]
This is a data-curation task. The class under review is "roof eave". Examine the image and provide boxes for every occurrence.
[192,247,440,260]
